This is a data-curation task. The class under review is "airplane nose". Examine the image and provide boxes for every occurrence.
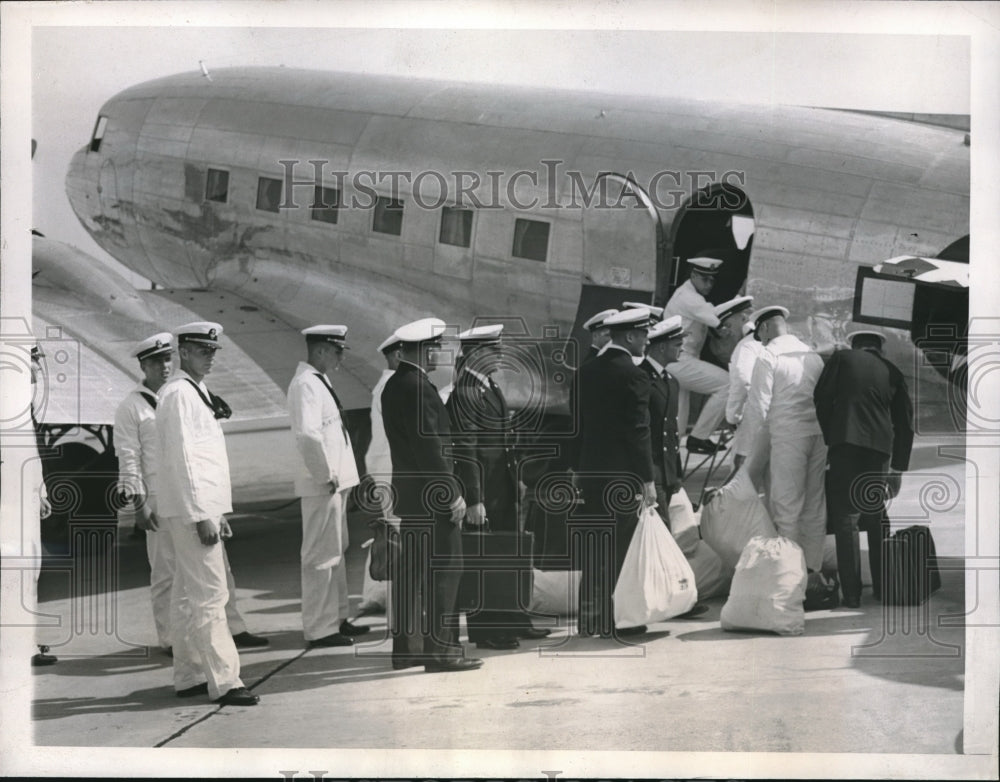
[65,144,100,233]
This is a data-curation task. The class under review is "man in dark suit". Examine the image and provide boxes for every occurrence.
[580,308,619,365]
[641,315,686,513]
[813,330,914,608]
[447,325,549,650]
[382,317,483,673]
[575,308,657,637]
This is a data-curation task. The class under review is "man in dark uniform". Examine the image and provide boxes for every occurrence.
[640,315,686,520]
[447,324,549,650]
[642,317,712,619]
[813,330,914,608]
[580,308,619,364]
[382,317,483,673]
[575,308,657,637]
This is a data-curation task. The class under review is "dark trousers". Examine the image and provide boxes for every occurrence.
[391,517,463,664]
[573,477,641,635]
[466,490,533,642]
[825,444,890,602]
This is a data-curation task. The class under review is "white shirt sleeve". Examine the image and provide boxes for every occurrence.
[689,296,721,328]
[740,349,776,452]
[113,398,144,500]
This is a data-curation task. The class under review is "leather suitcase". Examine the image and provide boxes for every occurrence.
[882,525,942,605]
[457,529,534,613]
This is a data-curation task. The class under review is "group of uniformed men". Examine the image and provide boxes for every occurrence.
[25,252,914,701]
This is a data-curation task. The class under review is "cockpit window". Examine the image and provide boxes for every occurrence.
[90,115,108,153]
[206,169,229,203]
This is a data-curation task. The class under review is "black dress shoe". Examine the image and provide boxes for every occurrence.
[475,637,520,650]
[215,686,260,706]
[424,657,484,673]
[686,436,726,455]
[339,620,371,637]
[176,682,209,698]
[31,652,58,667]
[308,633,354,648]
[516,627,552,639]
[232,631,269,648]
[615,625,648,636]
[676,602,710,619]
[842,596,861,609]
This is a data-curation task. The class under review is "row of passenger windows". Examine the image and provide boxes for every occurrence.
[204,168,550,262]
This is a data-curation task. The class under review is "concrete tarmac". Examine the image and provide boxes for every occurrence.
[24,436,991,776]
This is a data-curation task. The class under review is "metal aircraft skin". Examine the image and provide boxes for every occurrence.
[56,67,968,431]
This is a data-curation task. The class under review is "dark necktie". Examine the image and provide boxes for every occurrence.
[314,373,350,441]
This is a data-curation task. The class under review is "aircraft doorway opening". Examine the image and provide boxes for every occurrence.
[665,183,754,307]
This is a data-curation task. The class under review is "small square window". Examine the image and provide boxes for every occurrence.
[512,218,549,262]
[256,177,283,213]
[439,206,473,248]
[206,168,229,203]
[373,195,404,236]
[311,186,340,224]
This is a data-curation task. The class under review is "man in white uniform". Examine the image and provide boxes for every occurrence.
[115,333,265,655]
[287,325,367,647]
[114,333,174,653]
[156,322,258,706]
[364,334,403,514]
[740,306,828,572]
[662,256,729,454]
[710,296,759,469]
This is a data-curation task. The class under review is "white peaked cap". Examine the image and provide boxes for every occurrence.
[132,332,173,360]
[603,308,652,330]
[176,321,224,348]
[648,315,686,342]
[458,324,504,344]
[582,309,619,331]
[393,317,447,344]
[302,325,350,348]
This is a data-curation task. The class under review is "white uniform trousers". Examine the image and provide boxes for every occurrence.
[301,491,350,641]
[767,435,828,572]
[669,356,729,440]
[146,529,247,648]
[165,516,244,700]
[146,528,174,649]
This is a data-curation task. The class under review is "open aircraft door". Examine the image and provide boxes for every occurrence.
[573,174,663,351]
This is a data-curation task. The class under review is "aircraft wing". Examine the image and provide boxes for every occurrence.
[31,235,349,426]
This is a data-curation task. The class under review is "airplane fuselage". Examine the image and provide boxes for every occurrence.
[65,67,969,424]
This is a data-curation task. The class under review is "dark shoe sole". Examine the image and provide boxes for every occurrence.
[31,654,58,667]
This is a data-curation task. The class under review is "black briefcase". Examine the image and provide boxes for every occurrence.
[882,525,942,606]
[457,528,534,613]
[524,496,577,571]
